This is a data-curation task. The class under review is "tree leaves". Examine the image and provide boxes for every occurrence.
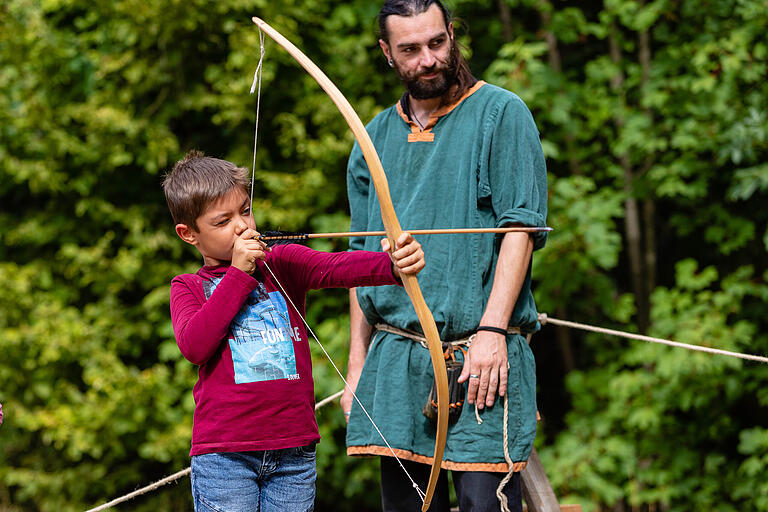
[1,0,767,510]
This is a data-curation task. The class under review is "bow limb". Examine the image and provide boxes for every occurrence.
[252,17,448,511]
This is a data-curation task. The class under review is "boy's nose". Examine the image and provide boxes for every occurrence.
[234,216,249,235]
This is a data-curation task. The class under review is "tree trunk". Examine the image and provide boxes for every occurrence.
[536,0,582,175]
[638,15,657,298]
[536,1,561,72]
[609,23,650,333]
[621,157,649,333]
[498,0,513,42]
[556,304,575,373]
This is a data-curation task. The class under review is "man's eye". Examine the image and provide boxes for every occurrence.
[430,39,445,48]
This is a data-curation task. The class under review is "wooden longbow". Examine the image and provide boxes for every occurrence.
[251,17,448,511]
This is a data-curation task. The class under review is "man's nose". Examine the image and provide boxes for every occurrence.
[418,48,437,68]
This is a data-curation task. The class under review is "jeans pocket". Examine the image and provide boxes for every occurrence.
[293,441,317,458]
[194,495,228,512]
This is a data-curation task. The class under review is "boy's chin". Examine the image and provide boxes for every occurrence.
[201,256,233,267]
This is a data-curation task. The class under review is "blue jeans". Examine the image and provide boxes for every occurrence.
[381,456,522,512]
[190,445,317,512]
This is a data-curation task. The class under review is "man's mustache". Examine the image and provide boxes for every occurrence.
[414,62,447,78]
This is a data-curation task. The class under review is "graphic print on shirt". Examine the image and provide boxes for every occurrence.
[203,277,299,383]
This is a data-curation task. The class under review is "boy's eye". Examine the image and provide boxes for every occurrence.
[215,218,229,226]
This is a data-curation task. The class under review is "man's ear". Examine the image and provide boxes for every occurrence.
[448,21,454,41]
[175,223,198,246]
[379,39,392,63]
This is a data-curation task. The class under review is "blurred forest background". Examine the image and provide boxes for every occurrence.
[1,0,767,510]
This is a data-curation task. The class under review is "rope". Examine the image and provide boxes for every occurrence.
[539,313,768,364]
[83,389,346,512]
[495,391,514,512]
[84,468,191,512]
[374,322,521,350]
[474,403,483,425]
[314,389,344,409]
[85,312,766,511]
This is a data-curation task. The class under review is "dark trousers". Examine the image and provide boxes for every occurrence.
[380,457,522,512]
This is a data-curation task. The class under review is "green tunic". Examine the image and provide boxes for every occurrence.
[345,82,547,471]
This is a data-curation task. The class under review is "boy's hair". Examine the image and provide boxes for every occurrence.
[162,150,250,231]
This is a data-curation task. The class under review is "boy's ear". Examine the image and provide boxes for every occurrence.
[175,223,198,246]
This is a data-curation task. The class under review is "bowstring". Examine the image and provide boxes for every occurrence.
[261,262,426,502]
[249,27,265,204]
[248,28,425,502]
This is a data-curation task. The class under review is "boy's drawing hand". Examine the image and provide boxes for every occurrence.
[232,229,270,275]
[382,232,425,278]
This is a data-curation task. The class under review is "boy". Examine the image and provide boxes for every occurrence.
[162,150,424,512]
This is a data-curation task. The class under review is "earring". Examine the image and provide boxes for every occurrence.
[388,59,394,68]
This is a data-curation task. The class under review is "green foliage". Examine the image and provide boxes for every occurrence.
[533,175,626,320]
[487,0,768,509]
[539,262,768,511]
[1,0,767,511]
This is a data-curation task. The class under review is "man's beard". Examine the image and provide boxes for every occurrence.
[395,45,458,100]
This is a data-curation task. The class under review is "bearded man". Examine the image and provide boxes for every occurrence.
[342,1,548,511]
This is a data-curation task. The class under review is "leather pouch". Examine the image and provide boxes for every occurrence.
[422,347,465,424]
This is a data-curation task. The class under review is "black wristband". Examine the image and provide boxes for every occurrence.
[476,325,508,336]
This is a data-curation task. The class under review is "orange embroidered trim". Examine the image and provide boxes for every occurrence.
[408,132,435,142]
[347,445,528,473]
[427,80,486,124]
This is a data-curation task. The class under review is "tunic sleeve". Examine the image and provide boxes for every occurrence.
[481,95,548,250]
[347,141,371,252]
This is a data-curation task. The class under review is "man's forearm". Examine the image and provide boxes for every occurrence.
[347,288,373,382]
[480,231,534,328]
[461,230,535,407]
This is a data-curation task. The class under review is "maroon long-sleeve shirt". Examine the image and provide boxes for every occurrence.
[170,244,399,456]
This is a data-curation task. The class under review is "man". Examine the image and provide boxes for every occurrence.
[342,1,548,511]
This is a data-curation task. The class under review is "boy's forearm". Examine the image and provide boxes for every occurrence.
[282,245,399,290]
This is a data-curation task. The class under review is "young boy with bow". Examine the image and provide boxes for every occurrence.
[163,150,425,511]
